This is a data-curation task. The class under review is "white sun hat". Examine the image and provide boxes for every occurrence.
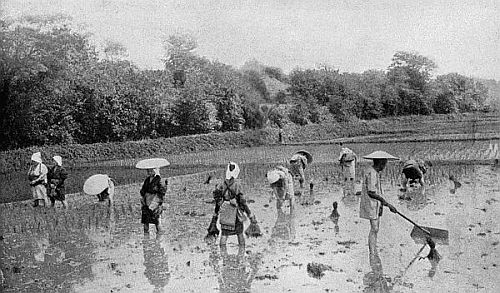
[83,174,110,195]
[53,155,62,166]
[31,152,42,163]
[266,169,284,184]
[135,158,170,169]
[225,162,240,180]
[363,151,399,160]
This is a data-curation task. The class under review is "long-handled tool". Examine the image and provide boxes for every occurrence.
[394,209,449,245]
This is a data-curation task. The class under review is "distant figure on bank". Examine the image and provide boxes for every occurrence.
[47,155,69,208]
[267,166,295,212]
[338,143,357,197]
[289,150,313,189]
[278,128,284,144]
[137,158,170,234]
[83,174,115,206]
[360,151,398,258]
[401,159,428,192]
[213,162,255,247]
[28,152,48,207]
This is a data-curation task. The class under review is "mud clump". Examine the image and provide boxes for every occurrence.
[255,274,278,281]
[307,262,333,279]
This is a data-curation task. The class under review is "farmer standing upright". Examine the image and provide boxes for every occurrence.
[360,151,398,259]
[338,143,357,197]
[213,162,256,248]
[47,155,69,208]
[137,158,170,234]
[28,152,48,207]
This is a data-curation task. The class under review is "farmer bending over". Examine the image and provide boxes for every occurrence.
[401,159,428,192]
[289,150,312,190]
[267,166,295,213]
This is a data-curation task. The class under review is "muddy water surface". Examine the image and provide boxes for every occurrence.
[1,163,499,292]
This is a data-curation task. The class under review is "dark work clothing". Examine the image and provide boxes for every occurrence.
[47,165,68,202]
[140,175,167,225]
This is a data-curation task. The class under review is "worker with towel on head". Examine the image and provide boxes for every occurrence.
[267,166,295,212]
[83,174,115,206]
[213,162,256,248]
[338,143,357,197]
[28,152,48,207]
[360,151,399,260]
[137,158,170,234]
[289,150,313,190]
[47,155,69,208]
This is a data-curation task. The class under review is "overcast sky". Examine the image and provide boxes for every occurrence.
[2,0,499,79]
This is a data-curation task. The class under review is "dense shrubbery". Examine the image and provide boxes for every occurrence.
[0,16,496,153]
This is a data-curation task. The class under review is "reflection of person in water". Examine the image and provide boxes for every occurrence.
[142,234,170,292]
[270,205,296,242]
[363,252,392,293]
[209,244,261,293]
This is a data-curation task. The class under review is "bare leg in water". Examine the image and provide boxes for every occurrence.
[369,219,380,256]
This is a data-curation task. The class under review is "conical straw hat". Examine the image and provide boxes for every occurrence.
[295,150,313,164]
[135,158,170,169]
[362,151,399,160]
[83,174,110,195]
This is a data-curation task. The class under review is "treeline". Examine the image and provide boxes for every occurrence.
[0,15,494,151]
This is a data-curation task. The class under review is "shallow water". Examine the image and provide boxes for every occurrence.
[1,162,499,292]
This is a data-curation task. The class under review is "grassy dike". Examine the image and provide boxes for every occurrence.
[1,112,498,174]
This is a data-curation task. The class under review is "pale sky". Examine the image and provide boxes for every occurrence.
[2,0,499,79]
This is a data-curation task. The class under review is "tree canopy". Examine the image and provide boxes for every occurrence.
[0,17,494,151]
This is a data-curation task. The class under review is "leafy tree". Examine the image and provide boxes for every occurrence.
[172,88,220,135]
[387,51,437,115]
[241,100,265,129]
[215,88,245,131]
[434,73,488,113]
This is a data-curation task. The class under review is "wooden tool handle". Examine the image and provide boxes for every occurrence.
[396,210,431,235]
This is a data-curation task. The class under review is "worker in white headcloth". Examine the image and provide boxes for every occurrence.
[28,152,48,207]
[212,162,255,247]
[267,166,295,213]
[338,143,357,197]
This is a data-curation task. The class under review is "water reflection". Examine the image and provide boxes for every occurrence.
[363,252,392,293]
[341,193,360,208]
[270,207,296,242]
[2,229,94,292]
[209,245,261,293]
[142,233,170,293]
[399,186,430,211]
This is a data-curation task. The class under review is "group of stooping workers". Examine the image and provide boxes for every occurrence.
[27,146,429,250]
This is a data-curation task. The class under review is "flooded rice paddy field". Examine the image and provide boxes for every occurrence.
[1,141,499,292]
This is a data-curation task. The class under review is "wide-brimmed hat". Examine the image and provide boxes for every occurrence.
[83,174,110,195]
[294,150,313,164]
[266,169,284,184]
[135,158,170,169]
[31,152,42,163]
[53,155,62,166]
[363,151,399,160]
[225,162,240,180]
